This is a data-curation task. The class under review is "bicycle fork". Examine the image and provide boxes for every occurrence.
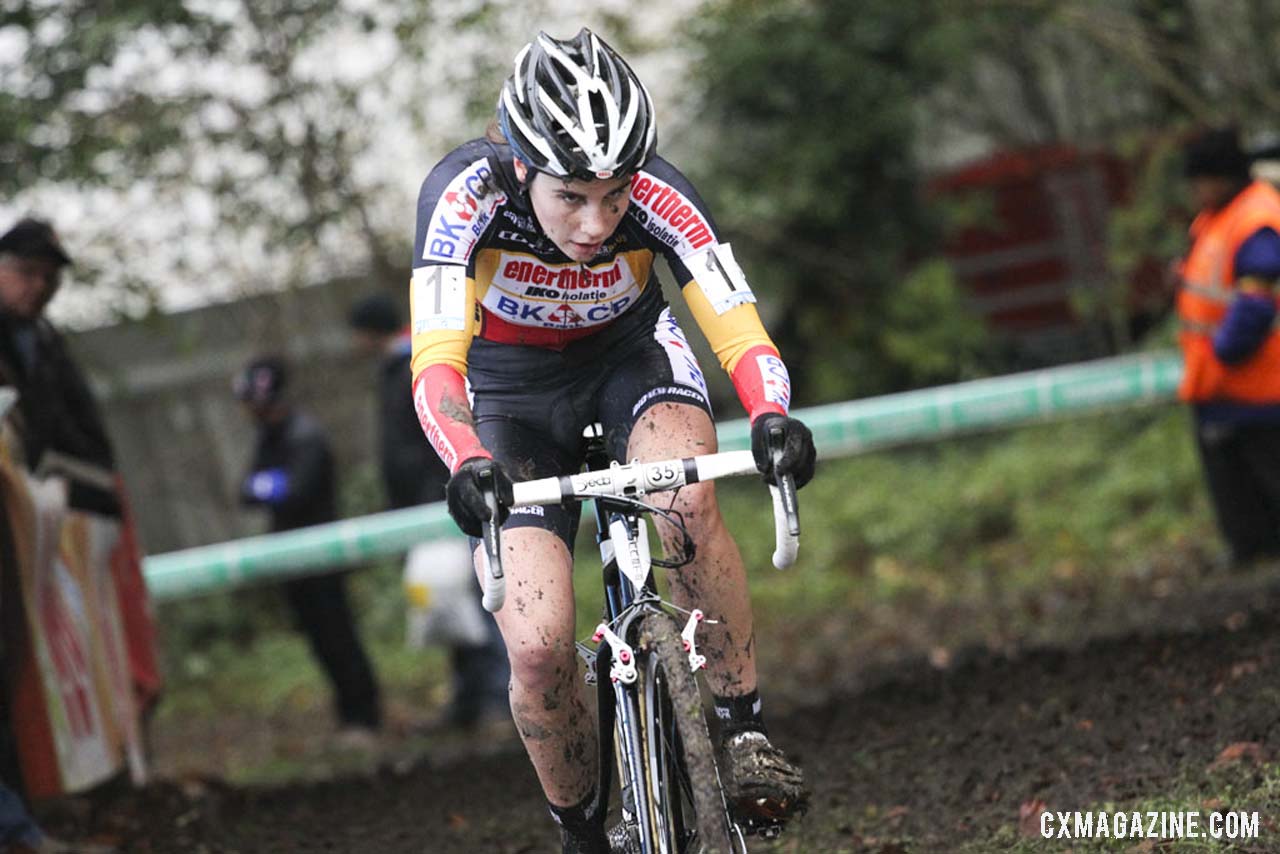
[584,572,662,852]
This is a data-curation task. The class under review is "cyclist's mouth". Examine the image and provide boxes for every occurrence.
[569,241,602,258]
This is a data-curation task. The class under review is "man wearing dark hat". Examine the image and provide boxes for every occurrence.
[348,293,510,733]
[0,218,128,852]
[234,354,383,745]
[0,218,116,512]
[1177,127,1280,567]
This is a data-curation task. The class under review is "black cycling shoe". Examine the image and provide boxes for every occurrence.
[721,730,810,831]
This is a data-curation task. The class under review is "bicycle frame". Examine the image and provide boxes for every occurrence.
[476,424,801,853]
[576,426,754,853]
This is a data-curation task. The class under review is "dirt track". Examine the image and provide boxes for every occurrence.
[41,575,1280,853]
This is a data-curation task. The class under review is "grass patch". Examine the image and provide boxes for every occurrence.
[719,405,1214,647]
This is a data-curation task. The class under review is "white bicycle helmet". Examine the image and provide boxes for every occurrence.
[498,28,657,181]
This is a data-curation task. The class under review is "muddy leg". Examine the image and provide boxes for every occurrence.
[625,402,759,697]
[475,529,596,806]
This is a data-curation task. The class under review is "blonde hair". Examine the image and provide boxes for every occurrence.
[485,116,505,144]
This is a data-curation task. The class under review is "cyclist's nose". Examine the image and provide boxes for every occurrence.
[577,203,612,240]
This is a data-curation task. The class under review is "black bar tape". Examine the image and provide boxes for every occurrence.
[683,458,700,485]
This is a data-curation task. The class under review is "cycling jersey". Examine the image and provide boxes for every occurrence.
[410,139,793,472]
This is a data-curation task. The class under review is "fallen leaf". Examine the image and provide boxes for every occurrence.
[1208,742,1266,772]
[447,812,469,830]
[1229,660,1260,680]
[1075,719,1094,731]
[1224,611,1248,631]
[1018,798,1047,838]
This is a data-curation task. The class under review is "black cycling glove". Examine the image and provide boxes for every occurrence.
[750,413,816,489]
[446,457,515,537]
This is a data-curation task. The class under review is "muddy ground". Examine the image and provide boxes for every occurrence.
[36,570,1280,854]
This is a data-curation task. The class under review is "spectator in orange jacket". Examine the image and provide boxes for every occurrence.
[1176,128,1280,567]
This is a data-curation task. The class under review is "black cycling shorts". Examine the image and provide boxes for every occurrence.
[468,287,714,552]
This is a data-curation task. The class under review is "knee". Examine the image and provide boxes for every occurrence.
[666,481,724,539]
[507,636,578,695]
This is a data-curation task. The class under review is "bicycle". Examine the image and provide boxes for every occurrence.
[474,423,801,854]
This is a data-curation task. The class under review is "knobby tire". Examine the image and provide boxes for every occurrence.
[635,612,733,854]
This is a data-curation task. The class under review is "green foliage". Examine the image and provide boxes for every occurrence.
[717,405,1210,632]
[686,0,1280,400]
[0,1,228,193]
[1100,133,1192,348]
[687,0,1002,401]
[1110,135,1189,280]
[875,260,996,389]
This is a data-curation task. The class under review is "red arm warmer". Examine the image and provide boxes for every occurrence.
[729,343,792,423]
[412,364,490,474]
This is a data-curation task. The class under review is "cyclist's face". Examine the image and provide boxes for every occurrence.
[0,254,61,320]
[516,160,631,262]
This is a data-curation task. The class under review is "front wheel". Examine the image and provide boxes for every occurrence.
[632,612,736,854]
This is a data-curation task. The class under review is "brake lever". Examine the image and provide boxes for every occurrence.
[477,466,506,612]
[768,423,801,538]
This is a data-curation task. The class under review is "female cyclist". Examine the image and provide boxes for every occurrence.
[410,29,816,853]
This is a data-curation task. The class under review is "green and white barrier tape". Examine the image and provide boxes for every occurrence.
[144,351,1184,600]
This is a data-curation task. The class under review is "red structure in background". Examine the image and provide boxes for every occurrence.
[929,146,1168,362]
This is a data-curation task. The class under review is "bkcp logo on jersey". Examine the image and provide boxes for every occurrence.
[488,292,633,328]
[443,189,477,223]
[548,304,585,327]
[424,158,506,264]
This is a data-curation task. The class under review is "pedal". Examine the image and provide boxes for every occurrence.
[575,641,598,686]
[734,808,788,839]
[731,797,807,838]
[754,821,784,840]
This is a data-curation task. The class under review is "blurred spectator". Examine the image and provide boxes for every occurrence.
[348,293,510,732]
[0,218,151,854]
[1176,128,1280,567]
[0,218,133,850]
[234,355,383,746]
[0,219,114,512]
[0,218,160,709]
